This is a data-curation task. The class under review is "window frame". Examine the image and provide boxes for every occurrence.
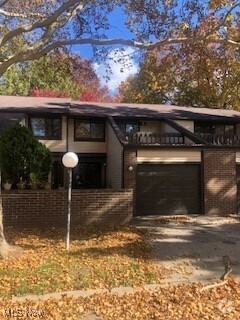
[74,118,105,142]
[118,120,140,134]
[29,115,62,140]
[194,121,236,135]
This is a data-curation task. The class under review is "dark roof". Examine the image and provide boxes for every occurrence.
[0,113,24,135]
[0,95,240,121]
[71,101,240,121]
[0,95,70,114]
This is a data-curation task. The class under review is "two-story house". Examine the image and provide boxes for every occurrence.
[1,95,240,218]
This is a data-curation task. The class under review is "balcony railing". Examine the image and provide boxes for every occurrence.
[196,133,240,146]
[126,132,240,146]
[127,132,185,145]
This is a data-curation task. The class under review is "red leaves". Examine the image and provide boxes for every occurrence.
[29,87,70,98]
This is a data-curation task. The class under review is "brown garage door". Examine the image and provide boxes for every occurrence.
[136,164,201,215]
[236,166,240,213]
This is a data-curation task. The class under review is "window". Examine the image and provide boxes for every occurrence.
[118,121,139,134]
[195,122,235,134]
[74,119,105,141]
[29,117,61,140]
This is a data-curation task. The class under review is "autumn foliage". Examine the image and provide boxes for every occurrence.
[119,42,240,109]
[0,224,240,319]
[0,226,164,298]
[29,87,70,98]
[0,51,116,102]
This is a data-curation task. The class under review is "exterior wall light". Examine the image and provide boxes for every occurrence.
[62,152,79,250]
[128,166,134,172]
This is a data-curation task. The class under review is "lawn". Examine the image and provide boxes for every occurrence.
[0,226,240,319]
[1,278,239,319]
[0,226,165,298]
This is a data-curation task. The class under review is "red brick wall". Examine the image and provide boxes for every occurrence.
[203,150,237,215]
[123,149,137,214]
[2,189,133,227]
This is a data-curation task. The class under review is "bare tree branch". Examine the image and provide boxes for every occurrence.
[205,1,240,39]
[0,9,46,18]
[0,1,239,76]
[0,0,85,47]
[45,37,240,49]
[0,0,10,8]
[1,34,238,76]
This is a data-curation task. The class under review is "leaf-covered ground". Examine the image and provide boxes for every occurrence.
[0,278,239,319]
[0,226,165,298]
[0,225,240,319]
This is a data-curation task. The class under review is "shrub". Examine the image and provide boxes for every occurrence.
[0,123,52,185]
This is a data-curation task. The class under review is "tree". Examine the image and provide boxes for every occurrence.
[118,42,240,109]
[0,0,239,257]
[0,50,115,101]
[118,50,173,104]
[0,123,52,184]
[0,0,239,76]
[172,43,240,109]
[0,124,52,256]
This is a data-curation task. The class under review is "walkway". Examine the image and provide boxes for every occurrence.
[133,215,240,283]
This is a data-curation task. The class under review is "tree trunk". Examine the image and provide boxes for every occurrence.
[0,197,11,257]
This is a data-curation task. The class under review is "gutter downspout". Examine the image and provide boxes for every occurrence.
[66,101,71,152]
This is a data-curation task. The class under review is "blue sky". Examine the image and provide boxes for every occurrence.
[70,7,139,93]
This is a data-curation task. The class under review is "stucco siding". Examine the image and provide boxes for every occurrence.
[106,122,123,188]
[137,149,201,163]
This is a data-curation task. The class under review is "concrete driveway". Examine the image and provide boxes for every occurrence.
[133,216,240,284]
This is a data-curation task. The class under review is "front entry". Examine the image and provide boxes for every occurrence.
[73,155,106,189]
[136,164,201,215]
[74,162,102,188]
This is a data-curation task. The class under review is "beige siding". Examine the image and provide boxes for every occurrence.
[137,149,201,163]
[106,122,123,188]
[39,116,67,152]
[236,152,240,163]
[159,121,195,145]
[24,115,29,127]
[67,118,107,153]
[236,124,240,136]
[160,122,178,133]
[140,121,161,132]
[19,117,26,126]
[160,120,194,133]
[174,120,194,132]
[23,116,67,152]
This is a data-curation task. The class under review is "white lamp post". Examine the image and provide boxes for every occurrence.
[62,152,79,250]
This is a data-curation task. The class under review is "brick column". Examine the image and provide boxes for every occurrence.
[123,149,137,215]
[203,150,237,216]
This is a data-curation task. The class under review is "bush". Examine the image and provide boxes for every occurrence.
[0,123,52,185]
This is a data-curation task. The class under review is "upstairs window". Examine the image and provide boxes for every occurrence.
[29,117,61,140]
[74,119,105,141]
[195,122,235,135]
[118,121,139,134]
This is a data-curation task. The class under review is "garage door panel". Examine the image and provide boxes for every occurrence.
[155,199,183,215]
[236,166,240,213]
[136,164,201,215]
